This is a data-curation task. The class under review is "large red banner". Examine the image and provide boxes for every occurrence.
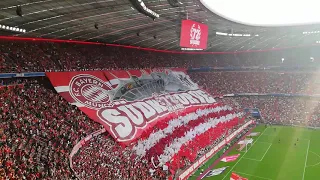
[180,20,208,49]
[46,69,216,145]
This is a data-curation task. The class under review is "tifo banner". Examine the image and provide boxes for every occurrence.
[46,69,216,145]
[202,167,229,179]
[180,20,208,49]
[230,172,248,180]
[221,154,240,162]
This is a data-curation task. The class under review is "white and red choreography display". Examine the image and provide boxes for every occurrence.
[46,69,218,145]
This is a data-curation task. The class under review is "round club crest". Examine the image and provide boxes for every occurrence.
[69,74,112,109]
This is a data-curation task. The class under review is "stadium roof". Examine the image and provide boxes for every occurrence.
[201,0,320,27]
[0,0,320,52]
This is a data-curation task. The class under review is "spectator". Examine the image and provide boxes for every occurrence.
[0,79,102,179]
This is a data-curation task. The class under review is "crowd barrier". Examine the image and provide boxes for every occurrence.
[0,65,318,78]
[188,66,318,72]
[0,72,45,78]
[69,128,106,175]
[261,122,320,130]
[291,124,320,129]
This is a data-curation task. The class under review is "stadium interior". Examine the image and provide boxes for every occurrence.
[0,1,319,180]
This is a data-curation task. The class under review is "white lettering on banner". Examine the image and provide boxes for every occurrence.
[99,109,133,138]
[145,100,167,113]
[197,90,216,103]
[97,89,216,141]
[189,91,207,103]
[182,93,200,104]
[173,94,189,105]
[178,120,253,180]
[75,78,104,87]
[133,102,156,120]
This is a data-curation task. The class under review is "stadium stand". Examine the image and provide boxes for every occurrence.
[189,71,319,126]
[0,39,319,179]
[219,97,320,127]
[0,78,102,179]
[0,39,319,73]
[190,72,320,95]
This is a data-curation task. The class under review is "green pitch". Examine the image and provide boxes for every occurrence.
[190,125,320,180]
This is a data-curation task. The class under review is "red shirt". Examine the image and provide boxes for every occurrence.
[5,160,12,167]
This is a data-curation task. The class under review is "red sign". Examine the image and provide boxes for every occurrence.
[180,20,208,49]
[230,173,248,180]
[46,69,216,145]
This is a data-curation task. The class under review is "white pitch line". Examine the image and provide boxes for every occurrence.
[260,143,272,161]
[221,127,268,180]
[306,151,320,168]
[239,141,272,152]
[243,157,261,161]
[262,134,311,142]
[200,169,211,179]
[233,171,272,180]
[255,141,273,144]
[261,133,276,136]
[302,140,310,180]
[243,143,271,162]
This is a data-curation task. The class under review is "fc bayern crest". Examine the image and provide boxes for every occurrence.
[69,74,113,109]
[190,24,201,46]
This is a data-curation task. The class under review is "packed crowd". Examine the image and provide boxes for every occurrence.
[218,97,320,127]
[0,79,103,179]
[190,72,320,95]
[0,39,320,73]
[0,40,192,72]
[189,71,320,127]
